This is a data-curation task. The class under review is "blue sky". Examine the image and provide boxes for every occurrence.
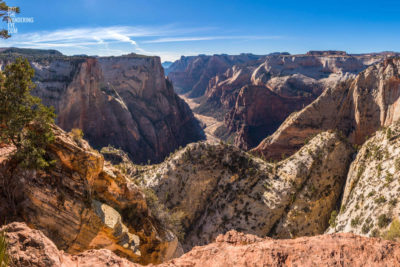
[1,0,400,61]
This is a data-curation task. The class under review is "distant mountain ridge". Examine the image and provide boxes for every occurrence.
[162,61,173,73]
[167,53,265,97]
[168,51,394,150]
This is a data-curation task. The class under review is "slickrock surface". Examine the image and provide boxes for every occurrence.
[5,223,400,267]
[136,131,353,250]
[253,57,400,160]
[0,126,181,264]
[3,222,137,267]
[0,48,204,164]
[159,230,400,267]
[328,122,400,239]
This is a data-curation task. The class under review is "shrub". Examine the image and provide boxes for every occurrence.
[142,188,185,241]
[377,163,383,177]
[386,128,393,139]
[371,228,380,237]
[383,218,400,241]
[396,158,400,172]
[385,171,394,183]
[70,128,84,142]
[389,199,397,206]
[351,216,361,227]
[0,231,9,267]
[362,221,372,234]
[378,214,391,228]
[329,210,338,228]
[374,196,387,204]
[340,205,346,213]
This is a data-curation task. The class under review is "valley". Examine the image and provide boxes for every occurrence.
[2,48,400,266]
[1,0,400,266]
[179,94,223,144]
[167,51,395,150]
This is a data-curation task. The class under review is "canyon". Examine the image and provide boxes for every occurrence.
[252,57,400,160]
[167,51,395,149]
[3,50,400,266]
[136,131,353,250]
[0,48,204,164]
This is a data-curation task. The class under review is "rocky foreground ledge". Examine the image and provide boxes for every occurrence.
[4,222,400,267]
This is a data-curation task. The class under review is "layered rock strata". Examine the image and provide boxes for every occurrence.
[0,48,204,164]
[253,57,400,160]
[0,126,182,264]
[5,224,400,267]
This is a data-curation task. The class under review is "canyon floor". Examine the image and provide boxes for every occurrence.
[180,94,223,144]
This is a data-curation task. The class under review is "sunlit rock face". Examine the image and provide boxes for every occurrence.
[253,57,400,160]
[168,51,390,150]
[0,126,182,265]
[0,48,204,164]
[134,131,353,250]
[6,223,400,267]
[328,122,400,240]
[167,53,263,97]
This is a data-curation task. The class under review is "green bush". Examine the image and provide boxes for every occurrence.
[351,216,361,227]
[378,214,391,228]
[395,158,400,172]
[386,128,393,139]
[361,218,373,234]
[142,188,185,241]
[383,218,400,241]
[389,199,397,206]
[329,210,338,228]
[0,231,9,267]
[385,171,394,183]
[70,128,84,142]
[374,196,387,204]
[0,57,56,170]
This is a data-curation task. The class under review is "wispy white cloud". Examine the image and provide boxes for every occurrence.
[144,35,282,43]
[1,25,282,61]
[5,26,165,49]
[3,25,221,48]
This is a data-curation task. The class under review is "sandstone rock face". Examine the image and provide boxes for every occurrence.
[6,223,400,267]
[253,57,400,160]
[2,222,138,267]
[177,52,386,150]
[225,84,313,149]
[135,131,353,250]
[0,48,204,164]
[327,122,400,239]
[158,230,400,267]
[0,126,181,264]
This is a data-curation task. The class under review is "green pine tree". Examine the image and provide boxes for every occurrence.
[0,57,56,170]
[0,1,19,39]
